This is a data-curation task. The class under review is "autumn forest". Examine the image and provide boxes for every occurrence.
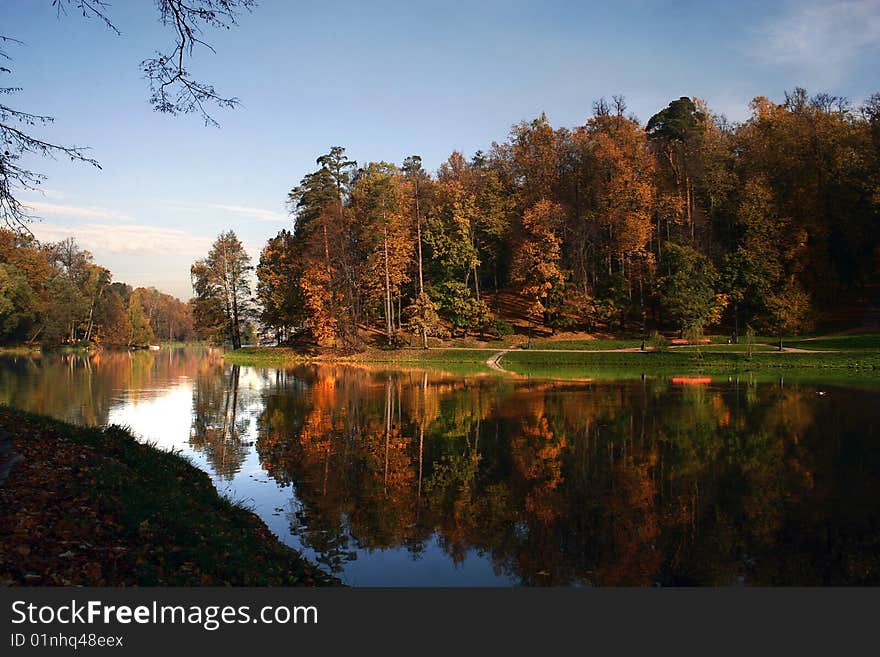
[188,90,880,351]
[3,89,878,351]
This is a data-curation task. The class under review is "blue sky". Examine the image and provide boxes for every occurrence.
[5,0,879,299]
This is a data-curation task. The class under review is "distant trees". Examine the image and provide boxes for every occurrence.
[127,289,155,347]
[0,228,193,347]
[134,286,195,343]
[249,89,879,348]
[0,263,37,342]
[191,230,254,349]
[94,287,130,346]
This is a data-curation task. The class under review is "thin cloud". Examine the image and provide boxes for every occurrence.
[750,0,880,82]
[160,201,290,223]
[24,200,132,221]
[30,222,214,257]
[211,204,290,223]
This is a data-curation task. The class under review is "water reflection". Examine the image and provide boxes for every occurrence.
[0,348,878,586]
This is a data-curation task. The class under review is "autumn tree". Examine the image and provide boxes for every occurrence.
[575,106,656,329]
[191,230,253,349]
[0,228,190,347]
[401,155,441,347]
[658,243,726,336]
[288,147,358,347]
[510,199,566,335]
[0,263,37,342]
[127,288,155,347]
[351,162,413,345]
[253,89,879,345]
[94,288,131,346]
[257,229,304,344]
[647,97,706,243]
[764,278,811,351]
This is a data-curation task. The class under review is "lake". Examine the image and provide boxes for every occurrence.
[1,346,878,586]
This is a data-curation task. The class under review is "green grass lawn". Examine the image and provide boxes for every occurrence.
[500,346,880,372]
[224,333,880,380]
[525,338,643,350]
[670,343,778,352]
[783,334,880,350]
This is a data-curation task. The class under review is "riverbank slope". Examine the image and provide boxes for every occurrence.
[0,405,337,586]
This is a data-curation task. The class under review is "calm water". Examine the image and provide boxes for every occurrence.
[1,346,878,586]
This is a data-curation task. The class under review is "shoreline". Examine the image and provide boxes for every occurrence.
[0,405,338,587]
[222,339,880,377]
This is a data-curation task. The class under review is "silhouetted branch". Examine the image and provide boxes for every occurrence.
[1,2,255,232]
[52,0,120,34]
[142,1,256,126]
[0,35,99,232]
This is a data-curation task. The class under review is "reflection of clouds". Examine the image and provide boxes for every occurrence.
[108,382,195,453]
[8,350,869,586]
[237,366,268,391]
[188,365,271,481]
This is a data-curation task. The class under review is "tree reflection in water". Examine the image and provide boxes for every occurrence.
[251,365,880,586]
[1,349,877,585]
[190,363,252,480]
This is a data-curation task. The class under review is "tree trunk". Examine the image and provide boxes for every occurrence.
[686,173,694,241]
[322,221,337,348]
[383,229,392,345]
[415,186,424,296]
[733,303,739,343]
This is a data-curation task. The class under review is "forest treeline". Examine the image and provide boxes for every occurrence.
[192,89,878,349]
[0,229,193,347]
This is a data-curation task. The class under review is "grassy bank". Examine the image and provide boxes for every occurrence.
[500,348,880,371]
[225,333,880,377]
[224,345,496,367]
[499,351,880,389]
[0,346,41,356]
[0,406,337,586]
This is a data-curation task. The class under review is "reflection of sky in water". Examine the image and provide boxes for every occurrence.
[5,348,878,586]
[105,366,513,586]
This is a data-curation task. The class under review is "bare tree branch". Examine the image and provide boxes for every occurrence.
[52,0,121,35]
[142,1,257,126]
[0,35,99,233]
[1,2,255,233]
